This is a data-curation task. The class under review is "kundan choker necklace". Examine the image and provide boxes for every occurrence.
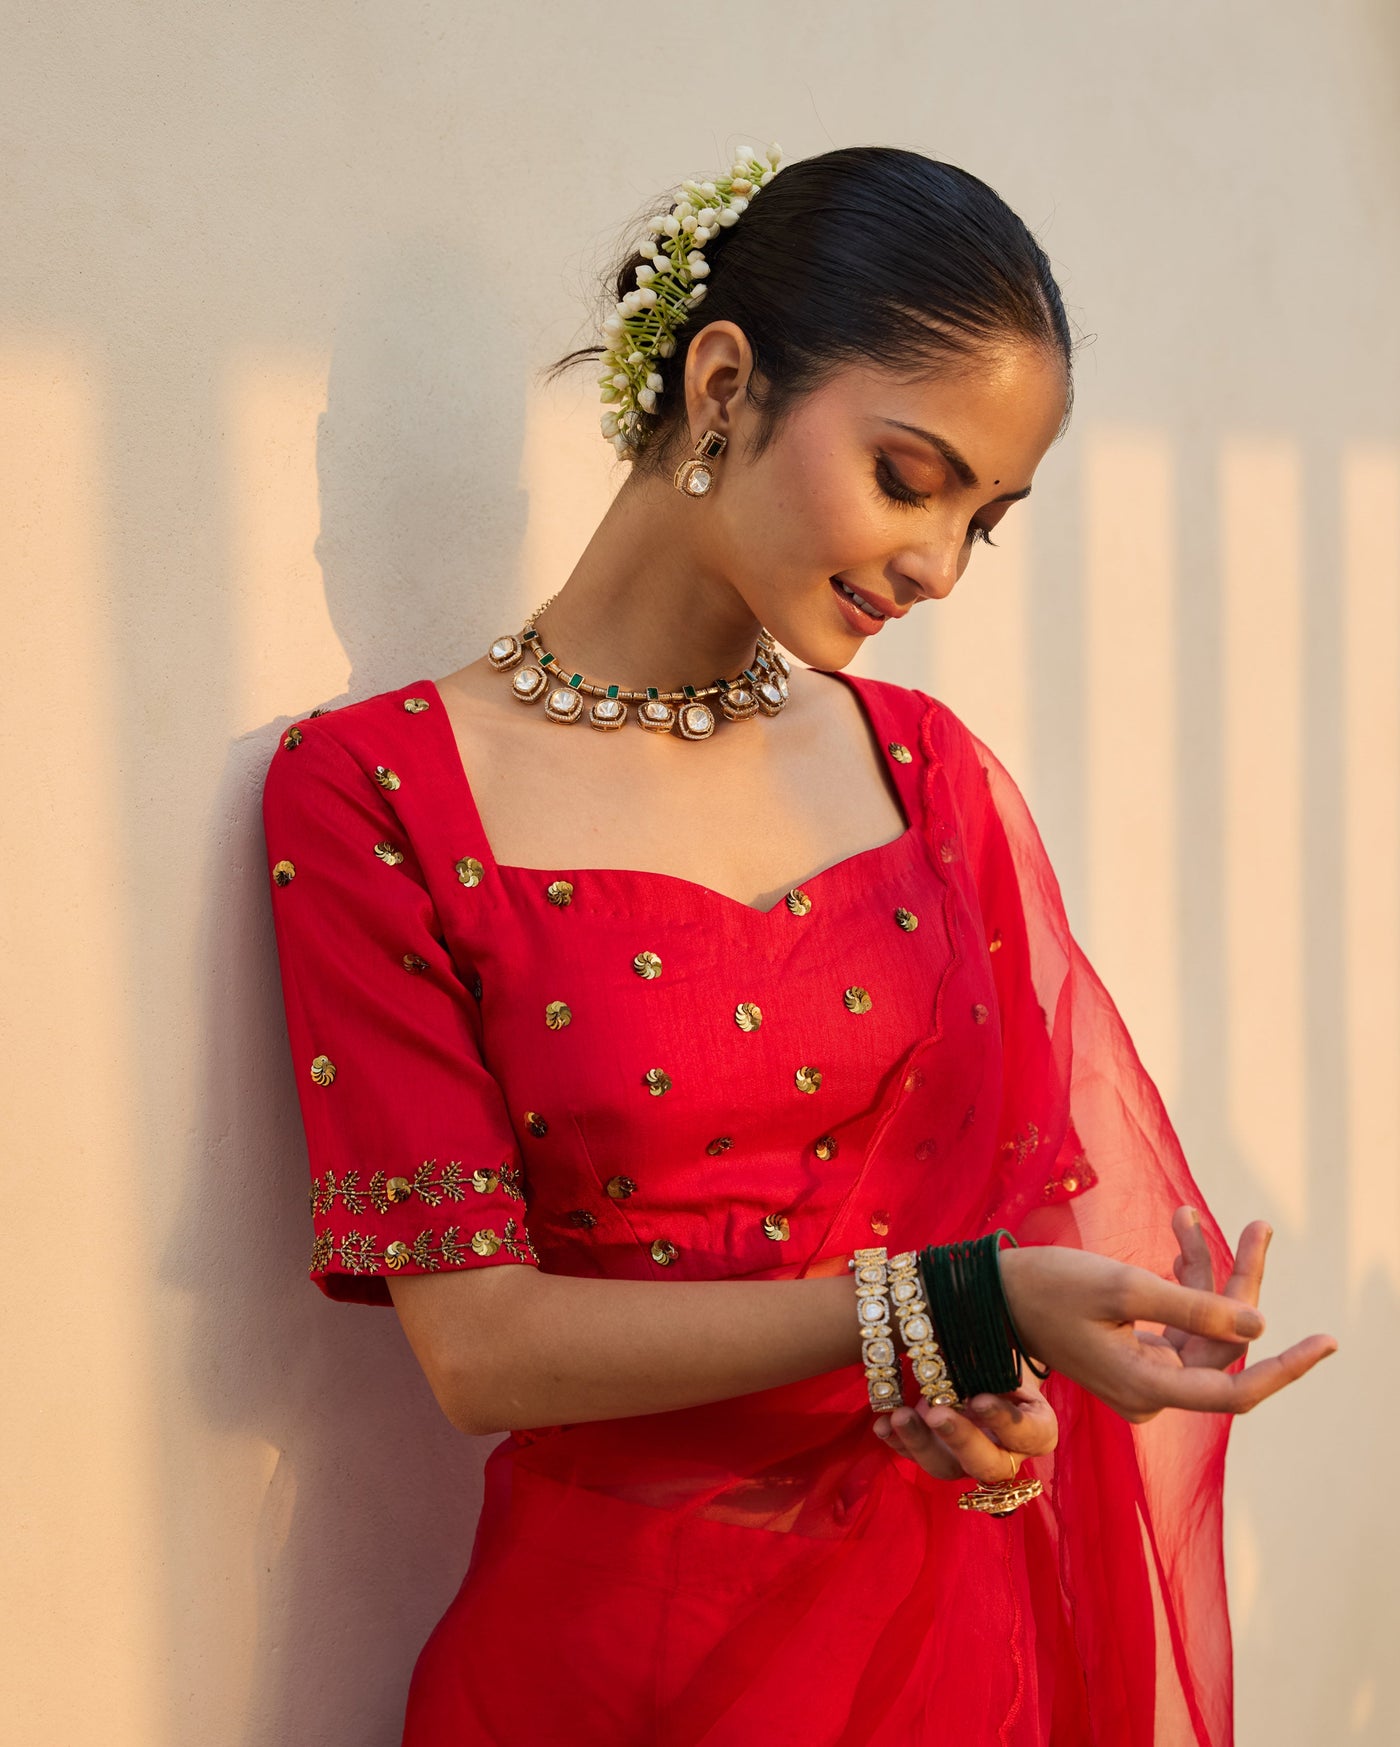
[487,592,791,740]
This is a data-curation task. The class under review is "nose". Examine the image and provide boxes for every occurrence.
[897,541,964,604]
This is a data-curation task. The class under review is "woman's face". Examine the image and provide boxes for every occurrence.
[695,333,1069,671]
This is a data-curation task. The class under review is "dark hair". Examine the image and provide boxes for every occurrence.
[543,144,1080,481]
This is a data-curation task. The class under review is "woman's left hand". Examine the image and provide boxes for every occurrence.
[874,1362,1057,1482]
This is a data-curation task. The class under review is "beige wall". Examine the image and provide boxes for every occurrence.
[4,4,1394,1743]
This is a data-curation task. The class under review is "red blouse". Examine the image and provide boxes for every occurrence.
[262,668,1238,1746]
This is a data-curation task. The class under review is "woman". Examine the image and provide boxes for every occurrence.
[261,143,1335,1744]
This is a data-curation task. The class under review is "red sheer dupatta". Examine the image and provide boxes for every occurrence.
[425,691,1236,1747]
[943,698,1238,1746]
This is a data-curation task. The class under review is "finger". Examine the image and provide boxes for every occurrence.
[1123,1269,1267,1344]
[1124,1332,1338,1416]
[961,1391,1058,1457]
[876,1406,962,1478]
[1220,1219,1271,1312]
[924,1404,1029,1484]
[1171,1206,1217,1293]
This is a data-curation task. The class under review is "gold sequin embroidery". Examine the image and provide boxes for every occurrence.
[374,765,401,791]
[402,952,430,973]
[762,1214,791,1242]
[547,880,575,906]
[566,1209,598,1229]
[644,1068,672,1095]
[886,741,912,763]
[735,1001,763,1031]
[455,855,485,887]
[310,1054,336,1087]
[309,1157,525,1218]
[650,1239,679,1267]
[310,1217,539,1275]
[869,1209,890,1237]
[272,860,296,886]
[284,726,303,749]
[814,1135,839,1160]
[374,841,405,866]
[989,929,1003,953]
[633,950,663,979]
[403,697,430,712]
[606,1175,637,1200]
[785,888,813,916]
[525,1110,549,1136]
[843,986,872,1014]
[972,1003,989,1024]
[545,1000,572,1030]
[893,907,918,931]
[795,1065,823,1094]
[705,1136,733,1156]
[1044,1151,1099,1201]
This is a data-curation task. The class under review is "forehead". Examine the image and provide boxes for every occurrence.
[809,349,1068,465]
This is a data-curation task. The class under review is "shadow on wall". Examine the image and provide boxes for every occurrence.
[162,232,533,1747]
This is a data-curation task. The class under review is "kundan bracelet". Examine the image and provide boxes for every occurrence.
[848,1245,906,1412]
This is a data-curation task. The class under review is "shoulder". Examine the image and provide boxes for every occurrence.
[261,676,436,815]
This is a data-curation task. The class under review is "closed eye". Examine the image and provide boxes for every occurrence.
[873,455,998,546]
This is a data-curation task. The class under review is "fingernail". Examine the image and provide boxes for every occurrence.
[1236,1311,1264,1336]
[935,1414,961,1436]
[874,1418,892,1437]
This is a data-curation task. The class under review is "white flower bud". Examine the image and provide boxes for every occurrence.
[658,336,676,358]
[651,253,671,273]
[636,287,658,307]
[675,201,694,220]
[760,169,774,185]
[646,372,664,391]
[646,215,667,233]
[736,143,754,161]
[688,258,710,278]
[610,372,630,389]
[600,385,621,402]
[601,411,619,436]
[635,264,655,286]
[662,215,680,236]
[612,432,630,457]
[715,207,739,228]
[627,351,644,365]
[681,215,696,233]
[603,313,625,336]
[701,180,717,195]
[638,387,657,412]
[688,284,708,304]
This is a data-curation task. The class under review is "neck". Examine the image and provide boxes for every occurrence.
[521,471,765,687]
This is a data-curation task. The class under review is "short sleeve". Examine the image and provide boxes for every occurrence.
[260,718,541,1305]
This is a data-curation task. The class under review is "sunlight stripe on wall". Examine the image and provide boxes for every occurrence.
[224,348,348,728]
[1341,443,1400,1304]
[1084,426,1179,1102]
[1221,436,1306,1231]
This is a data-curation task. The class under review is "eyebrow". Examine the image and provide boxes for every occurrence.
[880,419,1033,503]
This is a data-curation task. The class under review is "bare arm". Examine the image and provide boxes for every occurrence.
[385,1222,1335,1439]
[387,1263,867,1436]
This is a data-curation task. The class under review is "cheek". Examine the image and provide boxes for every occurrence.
[766,445,879,572]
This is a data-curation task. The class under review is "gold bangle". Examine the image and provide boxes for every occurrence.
[848,1245,905,1413]
[886,1250,959,1408]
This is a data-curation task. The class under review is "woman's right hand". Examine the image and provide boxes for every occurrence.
[997,1212,1338,1424]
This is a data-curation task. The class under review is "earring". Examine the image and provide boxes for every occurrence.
[673,428,727,497]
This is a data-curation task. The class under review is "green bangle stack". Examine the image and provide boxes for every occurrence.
[916,1231,1051,1399]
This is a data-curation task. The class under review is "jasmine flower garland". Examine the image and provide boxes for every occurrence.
[599,141,784,457]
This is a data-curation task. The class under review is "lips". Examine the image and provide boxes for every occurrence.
[829,576,908,619]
